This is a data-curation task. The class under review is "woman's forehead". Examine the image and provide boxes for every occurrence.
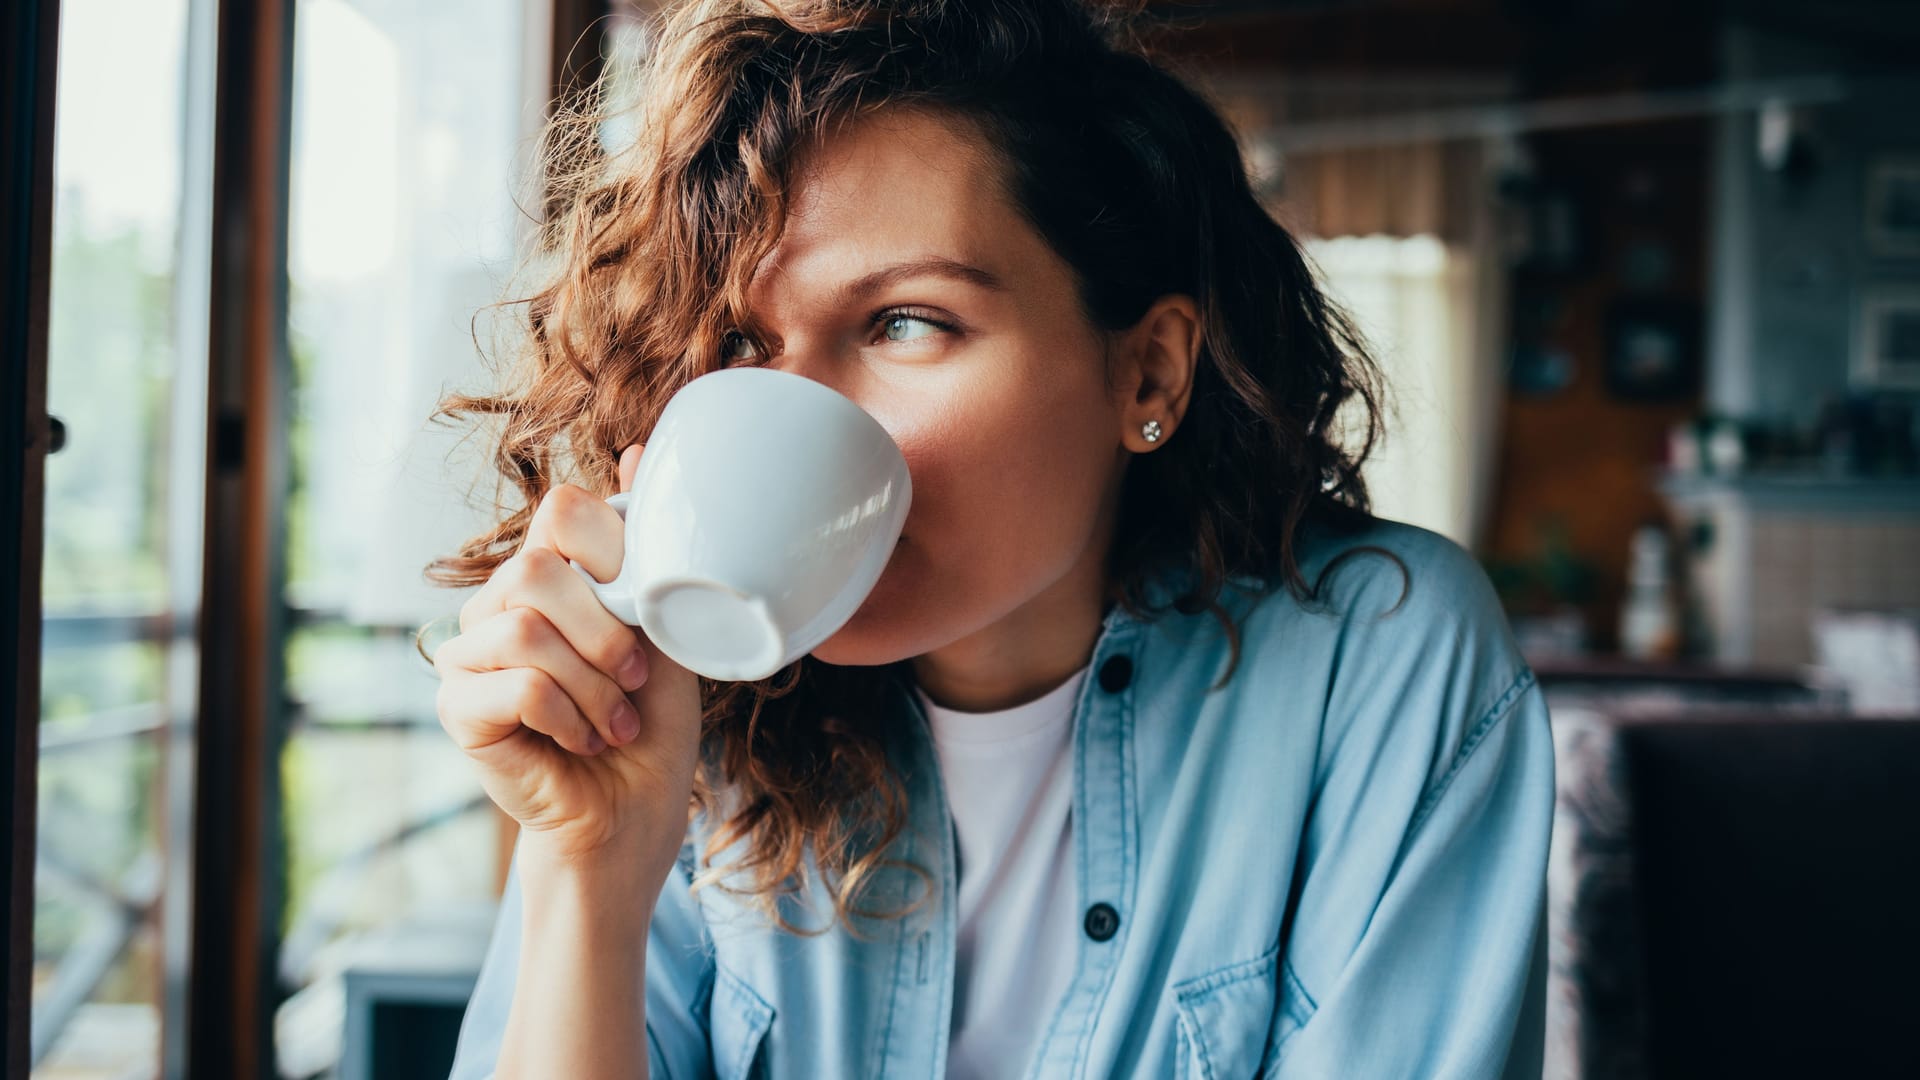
[746,110,1026,305]
[788,107,1000,213]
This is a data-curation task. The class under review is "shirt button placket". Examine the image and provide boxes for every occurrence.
[1032,642,1136,1073]
[1085,654,1131,946]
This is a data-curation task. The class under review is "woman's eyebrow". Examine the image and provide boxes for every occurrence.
[831,257,1008,308]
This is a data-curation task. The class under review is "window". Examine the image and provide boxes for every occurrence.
[25,0,575,1075]
[272,0,552,1074]
[34,0,213,1074]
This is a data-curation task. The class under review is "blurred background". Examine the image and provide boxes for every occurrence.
[7,0,1919,1077]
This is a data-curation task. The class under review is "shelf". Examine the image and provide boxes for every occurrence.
[1657,471,1920,514]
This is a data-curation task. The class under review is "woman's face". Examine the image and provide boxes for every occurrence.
[728,107,1131,668]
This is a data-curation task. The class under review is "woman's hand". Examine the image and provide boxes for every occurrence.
[433,443,703,880]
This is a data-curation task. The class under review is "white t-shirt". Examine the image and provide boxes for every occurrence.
[915,663,1090,1080]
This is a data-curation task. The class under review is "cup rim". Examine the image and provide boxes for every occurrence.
[683,366,884,426]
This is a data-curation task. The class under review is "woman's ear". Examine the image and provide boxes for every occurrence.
[1115,294,1202,452]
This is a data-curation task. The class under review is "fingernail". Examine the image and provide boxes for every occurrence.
[585,730,607,754]
[610,699,640,744]
[616,648,649,691]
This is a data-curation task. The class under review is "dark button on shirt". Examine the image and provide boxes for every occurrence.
[1084,902,1120,942]
[1097,655,1133,693]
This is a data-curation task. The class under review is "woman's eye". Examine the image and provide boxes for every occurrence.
[721,331,758,363]
[877,312,944,344]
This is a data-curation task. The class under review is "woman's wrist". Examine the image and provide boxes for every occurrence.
[517,831,671,936]
[500,836,657,1080]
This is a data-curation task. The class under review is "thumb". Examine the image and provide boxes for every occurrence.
[618,443,643,494]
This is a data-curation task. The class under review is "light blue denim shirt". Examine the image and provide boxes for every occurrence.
[450,518,1556,1079]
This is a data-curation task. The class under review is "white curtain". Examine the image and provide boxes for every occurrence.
[1204,74,1512,551]
[1305,227,1508,550]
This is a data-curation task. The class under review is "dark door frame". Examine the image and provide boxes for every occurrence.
[189,0,296,1075]
[1,0,61,1074]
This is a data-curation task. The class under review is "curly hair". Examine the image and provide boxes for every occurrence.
[425,0,1388,934]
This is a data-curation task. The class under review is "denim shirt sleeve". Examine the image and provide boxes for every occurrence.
[447,836,717,1080]
[1270,532,1556,1079]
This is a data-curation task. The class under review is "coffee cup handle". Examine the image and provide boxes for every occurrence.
[567,492,641,626]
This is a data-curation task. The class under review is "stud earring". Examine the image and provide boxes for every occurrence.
[1141,419,1163,444]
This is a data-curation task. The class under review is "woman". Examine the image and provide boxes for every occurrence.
[435,1,1554,1077]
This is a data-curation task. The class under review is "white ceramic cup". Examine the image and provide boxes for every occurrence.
[568,367,912,682]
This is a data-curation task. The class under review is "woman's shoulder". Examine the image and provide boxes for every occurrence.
[1145,512,1523,679]
[1226,515,1540,779]
[1294,514,1503,622]
[1218,513,1515,649]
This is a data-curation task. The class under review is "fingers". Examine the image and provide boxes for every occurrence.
[523,482,627,585]
[436,605,641,751]
[441,478,656,763]
[436,665,605,758]
[461,544,649,689]
[458,481,649,683]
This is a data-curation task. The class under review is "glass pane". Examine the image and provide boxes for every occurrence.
[276,0,549,1073]
[36,0,214,1074]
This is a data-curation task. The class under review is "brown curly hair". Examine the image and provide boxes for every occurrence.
[425,0,1388,933]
